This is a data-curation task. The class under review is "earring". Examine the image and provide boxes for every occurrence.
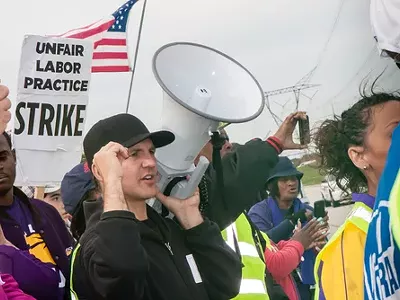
[363,165,368,170]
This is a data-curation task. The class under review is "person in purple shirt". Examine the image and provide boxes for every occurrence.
[0,130,74,300]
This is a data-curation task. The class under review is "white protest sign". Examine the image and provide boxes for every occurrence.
[13,35,93,186]
[14,35,93,151]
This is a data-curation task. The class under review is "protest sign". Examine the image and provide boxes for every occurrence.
[13,35,93,185]
[14,35,93,151]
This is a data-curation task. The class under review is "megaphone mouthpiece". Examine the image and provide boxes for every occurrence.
[188,86,212,112]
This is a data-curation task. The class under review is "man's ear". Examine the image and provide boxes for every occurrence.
[348,145,368,170]
[91,164,97,178]
[12,149,16,162]
[91,164,103,183]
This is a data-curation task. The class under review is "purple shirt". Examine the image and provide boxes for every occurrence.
[352,193,375,210]
[0,188,73,300]
[6,197,33,234]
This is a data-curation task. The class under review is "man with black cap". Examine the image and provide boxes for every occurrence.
[70,113,241,300]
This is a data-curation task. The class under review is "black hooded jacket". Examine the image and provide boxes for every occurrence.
[199,138,280,230]
[70,199,242,300]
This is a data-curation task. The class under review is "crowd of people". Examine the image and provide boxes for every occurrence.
[0,0,398,299]
[0,83,331,299]
[0,81,399,300]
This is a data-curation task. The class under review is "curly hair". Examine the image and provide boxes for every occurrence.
[314,86,400,193]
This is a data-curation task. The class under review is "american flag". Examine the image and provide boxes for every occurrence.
[56,0,138,73]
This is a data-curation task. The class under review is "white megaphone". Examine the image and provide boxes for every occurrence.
[150,42,265,207]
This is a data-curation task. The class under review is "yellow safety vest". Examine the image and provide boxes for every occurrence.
[70,243,81,300]
[222,213,271,300]
[389,169,400,248]
[314,202,372,300]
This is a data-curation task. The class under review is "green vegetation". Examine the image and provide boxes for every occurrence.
[298,164,324,186]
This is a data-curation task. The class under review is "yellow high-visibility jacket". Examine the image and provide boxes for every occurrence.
[314,202,372,300]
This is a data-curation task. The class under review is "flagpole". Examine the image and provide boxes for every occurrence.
[125,0,148,113]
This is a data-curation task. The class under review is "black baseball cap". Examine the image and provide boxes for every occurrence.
[83,113,175,168]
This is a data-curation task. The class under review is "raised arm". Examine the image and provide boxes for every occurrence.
[205,112,308,230]
[264,240,304,280]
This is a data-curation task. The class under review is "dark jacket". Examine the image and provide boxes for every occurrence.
[200,138,280,230]
[249,197,313,243]
[71,199,242,300]
[0,187,74,300]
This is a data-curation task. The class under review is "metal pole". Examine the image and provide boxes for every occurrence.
[125,0,148,113]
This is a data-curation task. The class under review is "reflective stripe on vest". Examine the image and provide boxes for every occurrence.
[240,279,267,294]
[389,169,400,248]
[222,213,270,299]
[346,203,372,232]
[224,221,260,258]
[314,202,372,300]
[70,243,81,300]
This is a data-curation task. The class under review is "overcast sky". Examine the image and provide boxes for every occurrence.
[1,0,399,147]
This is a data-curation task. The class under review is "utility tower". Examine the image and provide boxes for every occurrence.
[264,71,320,126]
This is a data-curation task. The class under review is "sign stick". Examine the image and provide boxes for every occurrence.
[125,0,148,113]
[34,187,45,200]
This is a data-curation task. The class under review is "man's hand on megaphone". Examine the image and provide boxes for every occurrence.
[273,111,308,150]
[156,189,204,230]
[0,85,12,134]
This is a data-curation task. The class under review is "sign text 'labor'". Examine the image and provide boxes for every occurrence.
[14,35,93,151]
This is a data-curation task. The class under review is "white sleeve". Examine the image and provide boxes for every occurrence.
[370,0,400,55]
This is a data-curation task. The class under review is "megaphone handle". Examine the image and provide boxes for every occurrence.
[149,198,162,212]
[175,156,209,199]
